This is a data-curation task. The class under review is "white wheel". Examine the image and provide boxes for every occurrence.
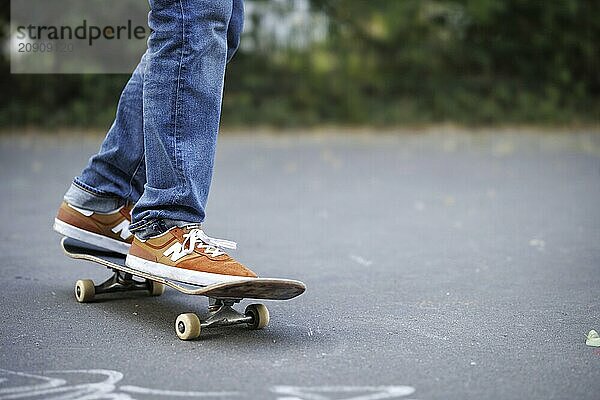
[148,281,165,296]
[74,279,95,303]
[175,313,201,340]
[245,304,269,329]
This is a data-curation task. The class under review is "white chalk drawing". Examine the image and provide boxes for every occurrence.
[271,386,416,400]
[0,369,417,400]
[0,369,238,399]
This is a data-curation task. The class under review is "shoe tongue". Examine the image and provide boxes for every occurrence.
[181,224,202,232]
[170,228,185,240]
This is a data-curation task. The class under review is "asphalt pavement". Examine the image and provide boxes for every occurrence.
[0,129,599,399]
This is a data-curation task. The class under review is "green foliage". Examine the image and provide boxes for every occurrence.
[2,0,599,128]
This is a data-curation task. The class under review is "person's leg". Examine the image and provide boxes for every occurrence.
[65,0,242,220]
[125,0,257,285]
[55,0,245,255]
[64,53,148,212]
[129,0,239,235]
[54,53,148,253]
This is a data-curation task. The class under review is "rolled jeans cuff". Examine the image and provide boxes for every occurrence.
[64,180,124,213]
[129,218,201,240]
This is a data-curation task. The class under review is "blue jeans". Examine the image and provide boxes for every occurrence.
[64,0,244,235]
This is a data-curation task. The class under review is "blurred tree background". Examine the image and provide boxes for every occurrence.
[1,0,599,129]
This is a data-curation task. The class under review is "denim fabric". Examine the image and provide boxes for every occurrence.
[65,0,244,232]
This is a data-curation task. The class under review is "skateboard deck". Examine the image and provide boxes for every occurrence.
[61,237,305,300]
[60,237,306,339]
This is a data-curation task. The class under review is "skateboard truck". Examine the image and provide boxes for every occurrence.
[203,298,253,328]
[74,268,165,303]
[96,270,162,296]
[176,298,269,340]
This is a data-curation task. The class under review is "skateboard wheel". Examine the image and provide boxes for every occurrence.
[245,304,269,330]
[149,281,165,296]
[74,279,95,303]
[175,313,201,340]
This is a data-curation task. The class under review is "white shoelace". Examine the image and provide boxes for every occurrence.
[181,228,237,257]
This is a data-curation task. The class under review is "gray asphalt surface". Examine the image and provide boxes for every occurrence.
[1,130,599,400]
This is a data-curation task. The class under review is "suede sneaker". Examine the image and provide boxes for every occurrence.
[53,201,133,254]
[126,227,257,286]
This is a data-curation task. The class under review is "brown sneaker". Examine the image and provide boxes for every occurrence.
[53,201,133,254]
[125,227,257,286]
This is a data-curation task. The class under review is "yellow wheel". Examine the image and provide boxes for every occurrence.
[245,304,269,329]
[74,279,95,303]
[175,313,201,340]
[149,281,165,296]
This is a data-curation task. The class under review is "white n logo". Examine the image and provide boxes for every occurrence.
[111,220,132,240]
[163,243,188,262]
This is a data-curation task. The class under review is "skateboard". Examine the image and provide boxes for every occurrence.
[60,237,306,340]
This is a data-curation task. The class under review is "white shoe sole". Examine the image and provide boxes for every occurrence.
[125,254,255,286]
[54,218,130,255]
